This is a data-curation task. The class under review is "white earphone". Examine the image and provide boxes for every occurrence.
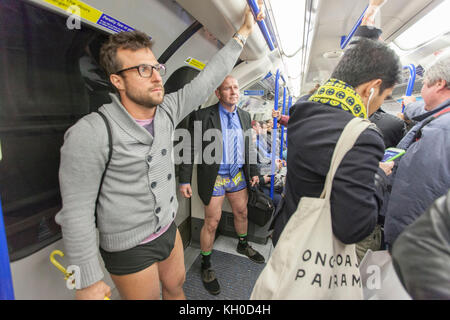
[369,87,375,101]
[366,87,375,116]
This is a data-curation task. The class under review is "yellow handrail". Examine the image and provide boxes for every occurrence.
[50,250,110,300]
[49,250,71,280]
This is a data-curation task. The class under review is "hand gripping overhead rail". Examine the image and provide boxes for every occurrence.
[340,5,368,49]
[402,64,416,112]
[247,0,275,51]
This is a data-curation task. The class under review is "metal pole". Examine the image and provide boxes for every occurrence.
[288,95,293,115]
[0,197,15,300]
[340,5,368,49]
[279,87,287,160]
[285,96,293,151]
[270,70,280,199]
[402,64,416,112]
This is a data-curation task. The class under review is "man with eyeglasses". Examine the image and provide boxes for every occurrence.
[55,3,264,300]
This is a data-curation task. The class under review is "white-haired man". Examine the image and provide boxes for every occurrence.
[384,55,450,247]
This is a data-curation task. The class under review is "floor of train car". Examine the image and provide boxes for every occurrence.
[109,235,274,300]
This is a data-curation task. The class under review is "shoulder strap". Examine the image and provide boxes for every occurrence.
[320,117,372,200]
[414,107,450,141]
[94,111,113,222]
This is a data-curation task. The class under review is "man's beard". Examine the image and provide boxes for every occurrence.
[125,86,165,109]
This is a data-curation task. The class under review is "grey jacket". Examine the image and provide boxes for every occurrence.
[384,99,450,245]
[55,38,243,288]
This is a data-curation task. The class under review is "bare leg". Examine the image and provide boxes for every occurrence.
[226,188,249,236]
[227,188,265,263]
[158,229,186,300]
[200,195,226,253]
[110,263,161,300]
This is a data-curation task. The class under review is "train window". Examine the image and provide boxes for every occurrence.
[0,0,114,261]
[164,66,200,178]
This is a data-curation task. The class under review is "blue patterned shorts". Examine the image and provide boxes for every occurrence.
[212,170,247,196]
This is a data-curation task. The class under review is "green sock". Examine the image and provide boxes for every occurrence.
[238,233,248,246]
[201,251,211,269]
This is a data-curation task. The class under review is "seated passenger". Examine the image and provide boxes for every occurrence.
[258,159,285,208]
[270,37,401,248]
[256,119,281,158]
[384,55,450,247]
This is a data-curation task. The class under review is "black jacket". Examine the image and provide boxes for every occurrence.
[392,189,450,299]
[271,101,388,246]
[369,108,407,148]
[178,103,259,206]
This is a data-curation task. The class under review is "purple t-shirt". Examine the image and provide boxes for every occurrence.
[135,118,155,136]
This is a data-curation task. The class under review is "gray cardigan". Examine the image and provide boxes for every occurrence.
[55,38,243,289]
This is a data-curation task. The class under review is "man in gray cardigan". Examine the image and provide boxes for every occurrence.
[55,5,264,300]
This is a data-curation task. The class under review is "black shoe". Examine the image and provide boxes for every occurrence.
[201,267,221,295]
[237,243,265,264]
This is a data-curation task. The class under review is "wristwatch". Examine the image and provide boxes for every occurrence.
[233,32,247,46]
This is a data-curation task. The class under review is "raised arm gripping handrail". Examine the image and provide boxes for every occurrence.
[247,0,275,51]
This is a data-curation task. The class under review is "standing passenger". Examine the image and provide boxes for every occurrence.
[271,37,401,250]
[384,55,450,247]
[178,75,264,296]
[55,4,264,300]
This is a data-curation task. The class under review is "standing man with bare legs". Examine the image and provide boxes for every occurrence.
[55,3,264,300]
[179,75,264,295]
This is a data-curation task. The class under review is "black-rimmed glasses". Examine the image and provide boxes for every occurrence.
[115,63,166,77]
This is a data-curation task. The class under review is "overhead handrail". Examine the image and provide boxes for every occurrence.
[270,69,280,199]
[340,5,368,49]
[247,0,275,51]
[279,87,287,160]
[0,197,15,300]
[262,71,272,80]
[402,64,416,112]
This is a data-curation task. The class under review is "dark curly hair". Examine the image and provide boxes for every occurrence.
[331,38,402,93]
[99,30,153,76]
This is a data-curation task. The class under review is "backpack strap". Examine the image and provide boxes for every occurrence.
[94,111,113,224]
[414,107,450,141]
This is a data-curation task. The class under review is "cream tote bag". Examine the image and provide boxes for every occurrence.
[251,117,372,300]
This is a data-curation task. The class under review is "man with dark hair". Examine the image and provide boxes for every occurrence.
[178,75,263,295]
[55,4,264,300]
[330,39,400,96]
[271,37,401,249]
